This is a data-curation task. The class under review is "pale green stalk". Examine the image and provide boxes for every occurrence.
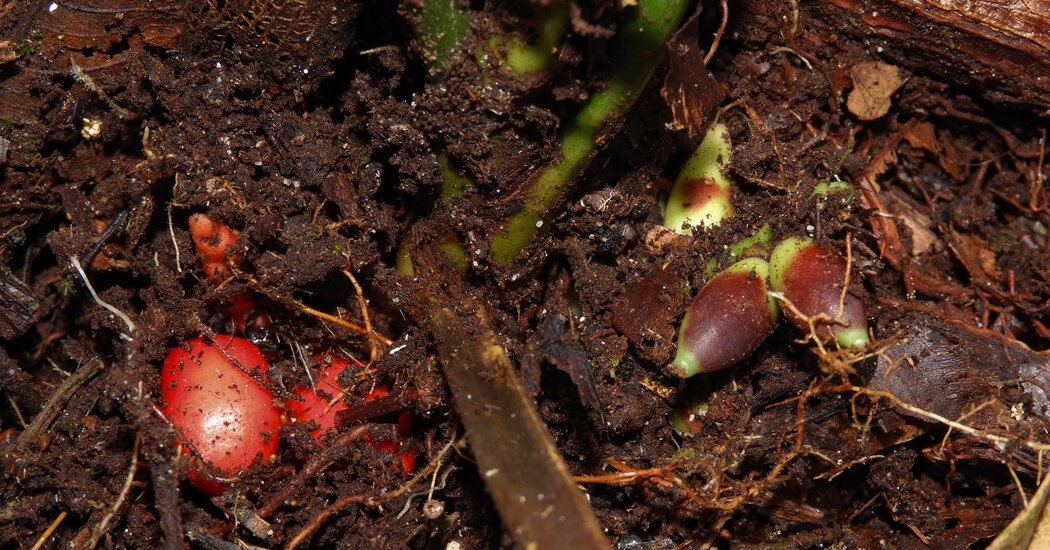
[490,0,691,264]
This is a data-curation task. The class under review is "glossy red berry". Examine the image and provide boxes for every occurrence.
[287,354,359,443]
[288,354,416,476]
[161,336,281,494]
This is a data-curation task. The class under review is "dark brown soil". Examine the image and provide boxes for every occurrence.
[1,0,1048,548]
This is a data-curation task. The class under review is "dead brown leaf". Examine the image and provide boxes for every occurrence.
[848,61,906,120]
[884,188,937,256]
[903,121,968,181]
[945,227,1003,284]
[661,8,724,138]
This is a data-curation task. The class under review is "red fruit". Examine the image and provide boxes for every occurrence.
[287,354,416,476]
[188,213,240,281]
[399,449,417,474]
[287,354,360,443]
[161,336,281,494]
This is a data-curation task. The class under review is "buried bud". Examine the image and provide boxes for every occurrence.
[669,398,709,437]
[671,258,779,377]
[664,123,734,236]
[769,237,869,348]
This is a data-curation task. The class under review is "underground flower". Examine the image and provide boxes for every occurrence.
[769,236,868,348]
[664,122,733,236]
[671,257,778,377]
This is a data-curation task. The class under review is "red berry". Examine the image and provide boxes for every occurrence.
[188,213,240,281]
[287,354,359,443]
[161,336,281,494]
[287,354,416,476]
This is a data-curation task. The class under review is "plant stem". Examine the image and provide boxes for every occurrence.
[490,0,691,264]
[488,5,570,76]
[417,0,472,73]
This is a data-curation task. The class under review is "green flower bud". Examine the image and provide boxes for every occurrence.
[664,123,734,236]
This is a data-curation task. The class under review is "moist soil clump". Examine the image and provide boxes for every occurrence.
[1,0,1049,548]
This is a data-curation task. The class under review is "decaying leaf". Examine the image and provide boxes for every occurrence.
[903,121,968,181]
[945,227,1003,284]
[0,265,42,339]
[661,7,724,138]
[0,40,16,64]
[884,188,937,256]
[872,313,1050,426]
[612,264,684,364]
[847,61,906,120]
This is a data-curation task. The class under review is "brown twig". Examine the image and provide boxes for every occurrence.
[257,423,372,520]
[856,120,920,268]
[150,456,186,550]
[1030,128,1047,213]
[286,494,377,549]
[30,511,67,550]
[14,358,104,462]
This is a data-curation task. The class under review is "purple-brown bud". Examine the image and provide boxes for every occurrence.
[769,237,868,348]
[670,258,778,377]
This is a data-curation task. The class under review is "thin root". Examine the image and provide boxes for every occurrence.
[30,510,67,550]
[342,268,385,363]
[286,432,457,549]
[71,256,136,336]
[295,301,393,347]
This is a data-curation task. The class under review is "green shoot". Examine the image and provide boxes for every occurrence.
[490,0,691,264]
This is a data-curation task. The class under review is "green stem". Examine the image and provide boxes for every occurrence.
[488,5,570,76]
[417,0,472,73]
[438,153,474,203]
[490,0,691,265]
